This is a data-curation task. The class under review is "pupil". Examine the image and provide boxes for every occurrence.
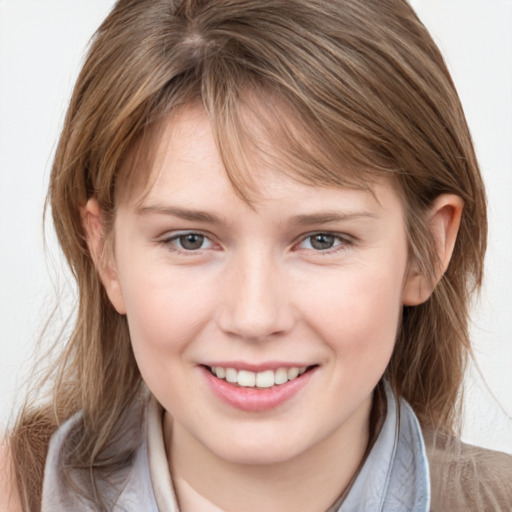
[311,234,334,250]
[180,234,204,250]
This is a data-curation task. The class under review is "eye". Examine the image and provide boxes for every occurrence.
[164,232,215,251]
[297,233,349,251]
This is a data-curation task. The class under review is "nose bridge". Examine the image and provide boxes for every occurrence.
[218,245,295,341]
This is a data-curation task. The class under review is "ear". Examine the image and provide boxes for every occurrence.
[80,198,127,314]
[403,194,464,306]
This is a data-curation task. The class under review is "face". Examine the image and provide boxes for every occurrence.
[103,105,416,467]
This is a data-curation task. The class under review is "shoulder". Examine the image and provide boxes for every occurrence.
[423,429,512,512]
[0,436,24,512]
[42,397,148,510]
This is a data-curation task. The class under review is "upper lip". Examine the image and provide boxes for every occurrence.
[202,361,314,372]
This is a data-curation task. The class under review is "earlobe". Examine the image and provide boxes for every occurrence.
[80,199,127,314]
[403,194,463,306]
[402,267,425,306]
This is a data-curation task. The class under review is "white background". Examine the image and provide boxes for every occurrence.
[1,0,511,452]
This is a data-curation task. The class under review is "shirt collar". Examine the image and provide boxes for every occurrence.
[147,381,430,512]
[337,381,430,511]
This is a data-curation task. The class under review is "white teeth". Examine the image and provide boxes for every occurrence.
[238,370,256,387]
[287,367,300,380]
[210,365,309,388]
[255,370,275,388]
[225,368,238,383]
[274,368,288,385]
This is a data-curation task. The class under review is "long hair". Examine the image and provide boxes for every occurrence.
[10,0,486,509]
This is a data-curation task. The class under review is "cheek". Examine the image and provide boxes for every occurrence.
[301,260,406,364]
[118,266,214,363]
[118,269,217,413]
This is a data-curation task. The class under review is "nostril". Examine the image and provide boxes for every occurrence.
[216,303,297,342]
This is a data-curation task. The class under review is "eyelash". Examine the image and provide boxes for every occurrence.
[161,231,217,253]
[159,231,352,255]
[295,232,352,254]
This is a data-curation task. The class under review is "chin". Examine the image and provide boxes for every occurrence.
[206,430,314,467]
[219,446,300,467]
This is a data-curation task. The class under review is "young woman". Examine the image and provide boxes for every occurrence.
[2,0,511,510]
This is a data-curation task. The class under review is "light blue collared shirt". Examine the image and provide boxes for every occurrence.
[339,382,430,511]
[42,382,430,511]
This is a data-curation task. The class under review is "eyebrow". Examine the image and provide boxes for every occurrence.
[137,205,227,225]
[289,210,379,226]
[137,204,378,226]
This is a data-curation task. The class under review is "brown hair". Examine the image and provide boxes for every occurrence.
[10,0,486,509]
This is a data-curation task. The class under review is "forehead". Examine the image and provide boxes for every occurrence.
[119,100,397,212]
[122,104,402,223]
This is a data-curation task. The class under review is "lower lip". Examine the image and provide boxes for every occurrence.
[201,367,315,412]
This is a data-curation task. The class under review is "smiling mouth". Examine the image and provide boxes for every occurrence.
[206,365,315,389]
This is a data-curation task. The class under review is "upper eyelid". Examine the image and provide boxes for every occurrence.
[159,230,218,251]
[157,230,353,249]
[295,231,353,244]
[160,229,213,241]
[291,232,354,254]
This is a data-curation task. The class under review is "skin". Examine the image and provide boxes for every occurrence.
[0,439,23,512]
[84,104,462,512]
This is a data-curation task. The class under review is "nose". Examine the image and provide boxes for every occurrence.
[216,250,297,342]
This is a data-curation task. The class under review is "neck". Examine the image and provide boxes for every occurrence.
[165,397,372,512]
